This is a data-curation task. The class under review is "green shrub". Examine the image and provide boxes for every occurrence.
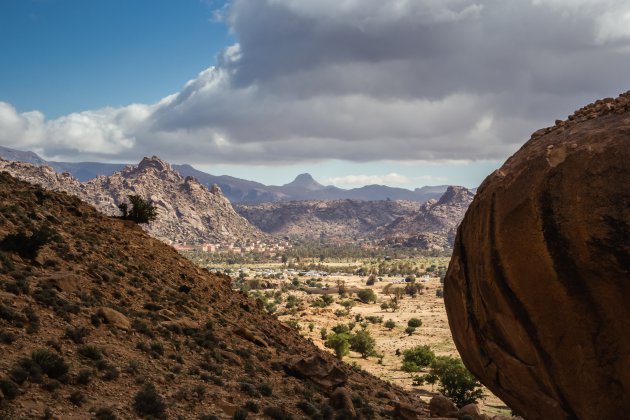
[357,289,376,304]
[407,318,422,328]
[401,345,435,372]
[405,326,416,336]
[118,195,158,224]
[420,356,484,407]
[349,330,376,358]
[384,320,396,330]
[325,333,350,359]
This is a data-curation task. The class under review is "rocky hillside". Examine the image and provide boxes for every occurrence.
[0,156,265,245]
[444,91,630,419]
[379,186,475,250]
[0,173,431,419]
[236,199,419,239]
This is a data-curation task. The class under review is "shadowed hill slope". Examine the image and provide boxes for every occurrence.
[0,173,428,419]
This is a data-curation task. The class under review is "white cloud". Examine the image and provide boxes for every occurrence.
[2,0,630,165]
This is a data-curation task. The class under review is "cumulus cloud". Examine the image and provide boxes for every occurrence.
[2,0,630,164]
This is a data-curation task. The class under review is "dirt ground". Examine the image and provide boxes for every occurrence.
[278,274,512,417]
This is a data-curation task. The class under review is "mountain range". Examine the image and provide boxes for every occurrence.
[235,199,420,240]
[0,156,265,245]
[0,145,448,204]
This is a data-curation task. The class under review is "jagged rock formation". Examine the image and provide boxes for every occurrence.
[444,91,630,419]
[379,186,475,250]
[0,173,429,418]
[236,199,419,239]
[0,156,265,244]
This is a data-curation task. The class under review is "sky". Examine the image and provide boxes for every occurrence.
[2,0,630,189]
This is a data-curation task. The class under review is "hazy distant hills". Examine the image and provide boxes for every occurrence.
[0,145,448,203]
[236,199,420,239]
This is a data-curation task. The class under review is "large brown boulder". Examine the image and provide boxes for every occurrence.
[444,91,630,420]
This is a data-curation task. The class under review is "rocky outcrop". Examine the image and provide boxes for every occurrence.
[444,91,630,419]
[236,199,419,239]
[0,156,265,244]
[380,186,474,250]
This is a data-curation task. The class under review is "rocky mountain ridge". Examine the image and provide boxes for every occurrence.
[0,156,265,245]
[236,199,420,239]
[378,186,475,250]
[0,146,449,203]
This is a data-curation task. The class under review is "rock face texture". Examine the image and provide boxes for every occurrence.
[0,156,265,244]
[380,186,475,250]
[444,91,630,419]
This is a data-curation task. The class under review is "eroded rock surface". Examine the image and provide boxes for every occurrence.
[444,91,630,419]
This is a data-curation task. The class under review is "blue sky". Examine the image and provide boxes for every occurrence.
[0,0,232,117]
[2,0,630,189]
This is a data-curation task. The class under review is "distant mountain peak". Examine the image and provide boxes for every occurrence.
[136,156,172,172]
[437,185,475,205]
[285,173,325,190]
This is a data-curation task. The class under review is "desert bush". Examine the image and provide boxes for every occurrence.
[349,330,376,358]
[405,326,416,336]
[407,318,422,328]
[357,289,376,304]
[245,400,260,413]
[76,369,93,385]
[401,345,435,372]
[133,383,166,419]
[419,356,484,407]
[0,330,16,344]
[233,408,248,419]
[94,407,117,420]
[0,225,59,259]
[64,326,90,344]
[258,382,273,397]
[325,333,350,359]
[263,406,287,420]
[30,349,69,379]
[384,320,396,330]
[0,378,20,399]
[78,345,103,361]
[69,390,86,406]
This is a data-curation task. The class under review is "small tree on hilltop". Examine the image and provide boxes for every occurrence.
[118,195,157,224]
